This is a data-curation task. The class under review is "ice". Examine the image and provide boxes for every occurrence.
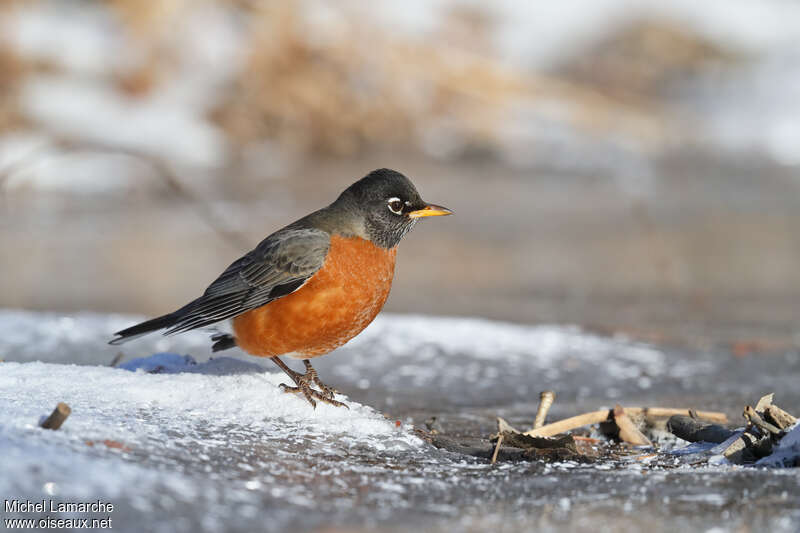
[117,352,200,373]
[668,441,718,456]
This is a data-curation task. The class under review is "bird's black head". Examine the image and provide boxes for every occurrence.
[334,168,451,248]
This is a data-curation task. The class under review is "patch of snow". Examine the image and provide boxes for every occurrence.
[375,0,800,69]
[169,4,249,88]
[2,2,125,75]
[0,310,210,366]
[0,309,716,411]
[4,146,148,193]
[0,357,416,445]
[0,352,424,530]
[0,132,50,171]
[20,76,227,168]
[352,314,665,375]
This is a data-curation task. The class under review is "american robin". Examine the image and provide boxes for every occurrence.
[110,169,451,408]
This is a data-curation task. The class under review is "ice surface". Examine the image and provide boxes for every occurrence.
[1,309,799,533]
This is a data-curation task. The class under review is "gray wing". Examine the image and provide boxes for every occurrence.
[153,228,329,337]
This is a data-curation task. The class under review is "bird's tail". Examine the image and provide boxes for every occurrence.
[109,310,183,345]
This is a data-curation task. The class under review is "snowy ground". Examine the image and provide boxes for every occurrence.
[1,309,799,532]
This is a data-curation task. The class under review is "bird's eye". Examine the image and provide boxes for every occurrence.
[387,197,404,214]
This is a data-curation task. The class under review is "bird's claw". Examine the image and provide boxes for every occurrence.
[278,362,348,409]
[280,381,348,409]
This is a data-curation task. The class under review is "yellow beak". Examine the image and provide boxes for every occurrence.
[407,204,453,219]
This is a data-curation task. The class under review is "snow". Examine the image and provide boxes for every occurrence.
[351,315,665,372]
[4,1,238,177]
[0,348,421,531]
[0,309,689,410]
[369,0,800,66]
[3,0,800,194]
[757,423,800,468]
[20,75,227,168]
[1,309,799,532]
[0,356,419,447]
[1,2,123,75]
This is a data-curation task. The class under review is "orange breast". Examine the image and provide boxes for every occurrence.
[233,235,397,358]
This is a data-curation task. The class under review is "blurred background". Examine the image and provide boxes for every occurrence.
[1,0,799,349]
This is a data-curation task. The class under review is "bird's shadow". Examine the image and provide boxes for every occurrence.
[117,352,268,376]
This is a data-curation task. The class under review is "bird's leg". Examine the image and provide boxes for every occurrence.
[270,357,348,409]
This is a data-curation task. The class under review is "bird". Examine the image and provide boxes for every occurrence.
[110,169,451,408]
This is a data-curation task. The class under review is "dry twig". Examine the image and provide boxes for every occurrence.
[744,406,782,436]
[764,405,797,430]
[533,391,555,430]
[613,405,652,446]
[490,434,503,464]
[40,403,71,430]
[525,407,727,437]
[491,417,518,464]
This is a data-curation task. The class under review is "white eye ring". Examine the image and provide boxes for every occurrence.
[387,197,403,214]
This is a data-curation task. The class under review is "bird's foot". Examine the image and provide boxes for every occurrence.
[278,381,348,409]
[273,358,348,409]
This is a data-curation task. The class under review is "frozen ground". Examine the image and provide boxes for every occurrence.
[1,309,799,532]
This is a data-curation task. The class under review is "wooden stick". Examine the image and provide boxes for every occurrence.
[525,409,610,437]
[638,408,728,423]
[722,431,762,463]
[490,434,503,464]
[613,405,652,446]
[491,417,518,464]
[764,405,797,430]
[573,436,602,444]
[744,406,782,436]
[40,403,71,430]
[525,407,727,437]
[533,391,556,430]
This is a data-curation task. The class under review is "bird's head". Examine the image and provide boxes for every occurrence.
[334,168,452,248]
